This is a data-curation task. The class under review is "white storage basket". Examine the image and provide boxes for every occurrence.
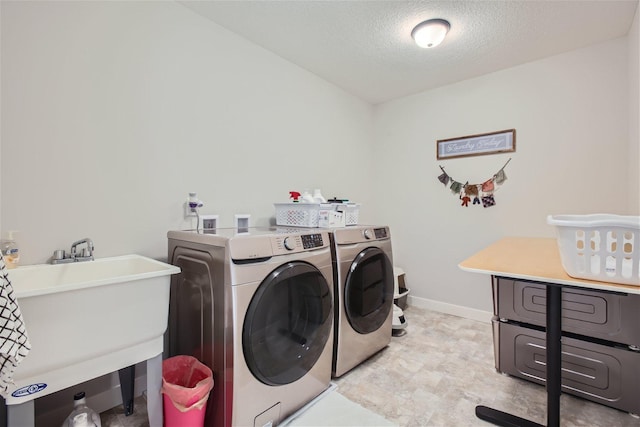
[274,203,361,227]
[275,203,325,227]
[336,204,360,226]
[547,214,640,285]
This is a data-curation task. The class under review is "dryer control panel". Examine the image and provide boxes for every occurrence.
[374,227,388,239]
[334,226,391,245]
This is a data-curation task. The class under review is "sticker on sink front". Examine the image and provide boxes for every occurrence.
[12,383,47,398]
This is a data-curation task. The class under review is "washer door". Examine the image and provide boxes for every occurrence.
[243,261,332,386]
[345,247,394,334]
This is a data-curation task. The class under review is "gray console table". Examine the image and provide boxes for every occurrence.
[459,237,640,427]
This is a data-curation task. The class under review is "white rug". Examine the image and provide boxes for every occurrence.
[281,384,396,427]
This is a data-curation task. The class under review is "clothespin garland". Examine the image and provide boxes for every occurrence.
[437,158,511,208]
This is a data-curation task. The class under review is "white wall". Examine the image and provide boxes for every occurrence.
[630,5,640,213]
[0,1,375,265]
[2,0,636,336]
[1,1,375,422]
[372,38,632,314]
[1,0,637,418]
[1,1,636,315]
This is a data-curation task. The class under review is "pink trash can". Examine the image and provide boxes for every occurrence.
[162,356,214,427]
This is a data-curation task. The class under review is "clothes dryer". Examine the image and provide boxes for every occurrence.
[329,225,394,377]
[166,227,333,427]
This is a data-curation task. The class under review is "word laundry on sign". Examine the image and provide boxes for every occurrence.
[437,158,511,208]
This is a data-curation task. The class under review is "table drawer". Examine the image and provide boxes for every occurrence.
[494,278,640,346]
[494,320,640,415]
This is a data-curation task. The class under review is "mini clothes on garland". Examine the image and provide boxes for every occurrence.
[437,158,511,208]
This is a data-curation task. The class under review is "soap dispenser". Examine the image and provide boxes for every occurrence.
[1,231,19,269]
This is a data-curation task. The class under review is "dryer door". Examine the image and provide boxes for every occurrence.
[345,247,394,334]
[243,261,332,386]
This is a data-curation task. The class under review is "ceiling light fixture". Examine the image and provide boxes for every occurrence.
[411,19,451,48]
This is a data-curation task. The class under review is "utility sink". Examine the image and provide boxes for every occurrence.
[5,254,180,406]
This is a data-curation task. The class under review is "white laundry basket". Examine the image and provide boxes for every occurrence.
[547,214,640,285]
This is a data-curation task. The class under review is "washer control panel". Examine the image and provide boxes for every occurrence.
[274,233,326,254]
[283,236,297,251]
[227,228,329,260]
[301,233,324,249]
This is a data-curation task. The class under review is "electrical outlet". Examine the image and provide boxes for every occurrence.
[199,214,219,230]
[184,193,203,218]
[184,201,197,218]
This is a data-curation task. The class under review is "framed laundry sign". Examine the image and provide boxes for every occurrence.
[437,129,516,160]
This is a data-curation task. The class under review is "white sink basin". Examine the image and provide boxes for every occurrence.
[5,255,180,405]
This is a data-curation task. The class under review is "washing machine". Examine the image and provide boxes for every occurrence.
[166,227,334,427]
[330,225,394,377]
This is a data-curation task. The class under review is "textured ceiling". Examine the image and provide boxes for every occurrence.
[180,0,638,105]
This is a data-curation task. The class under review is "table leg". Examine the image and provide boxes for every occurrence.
[475,282,563,427]
[475,406,542,427]
[546,285,562,427]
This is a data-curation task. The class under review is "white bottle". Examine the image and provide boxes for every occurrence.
[62,392,101,427]
[312,189,326,203]
[301,190,315,203]
[1,231,19,269]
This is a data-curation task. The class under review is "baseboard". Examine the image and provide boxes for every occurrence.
[407,295,493,323]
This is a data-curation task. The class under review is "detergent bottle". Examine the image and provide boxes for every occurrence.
[62,392,101,427]
[313,189,326,203]
[301,190,315,203]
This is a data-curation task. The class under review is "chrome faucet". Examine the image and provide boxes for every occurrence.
[71,238,95,261]
[51,238,95,264]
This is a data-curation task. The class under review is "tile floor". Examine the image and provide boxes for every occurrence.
[101,395,149,427]
[333,306,640,427]
[103,306,640,426]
